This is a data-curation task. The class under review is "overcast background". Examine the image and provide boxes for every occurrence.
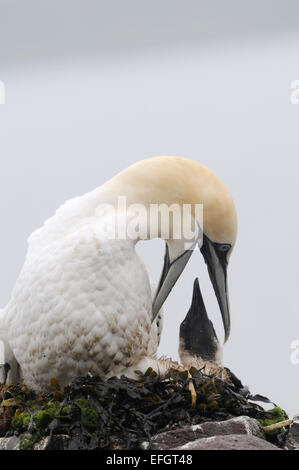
[0,1,298,417]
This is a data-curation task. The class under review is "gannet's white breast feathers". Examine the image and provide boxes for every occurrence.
[4,215,158,391]
[0,308,7,342]
[26,190,97,256]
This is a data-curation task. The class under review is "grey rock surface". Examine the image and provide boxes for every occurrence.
[284,417,299,450]
[173,434,280,451]
[0,434,70,450]
[151,416,265,450]
[34,435,70,450]
[0,416,286,451]
[0,436,20,450]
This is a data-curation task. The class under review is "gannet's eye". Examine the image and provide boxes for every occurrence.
[218,244,231,252]
[214,243,232,266]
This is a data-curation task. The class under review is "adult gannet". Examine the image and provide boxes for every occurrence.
[0,156,237,391]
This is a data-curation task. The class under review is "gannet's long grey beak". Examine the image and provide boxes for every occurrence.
[200,234,231,343]
[152,244,194,321]
[152,221,202,321]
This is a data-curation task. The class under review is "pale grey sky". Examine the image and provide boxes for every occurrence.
[1,0,299,67]
[0,1,298,417]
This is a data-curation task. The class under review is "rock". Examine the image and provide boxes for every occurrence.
[284,416,299,450]
[0,434,70,450]
[34,435,70,450]
[0,436,20,450]
[140,441,150,450]
[173,434,280,450]
[151,416,265,450]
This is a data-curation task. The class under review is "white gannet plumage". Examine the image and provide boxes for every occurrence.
[0,156,237,391]
[1,221,160,390]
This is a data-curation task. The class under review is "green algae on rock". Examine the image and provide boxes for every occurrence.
[258,407,288,435]
[75,398,99,430]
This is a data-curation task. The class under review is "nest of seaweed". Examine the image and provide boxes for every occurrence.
[0,367,288,450]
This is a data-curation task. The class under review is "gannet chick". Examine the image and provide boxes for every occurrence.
[179,278,230,382]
